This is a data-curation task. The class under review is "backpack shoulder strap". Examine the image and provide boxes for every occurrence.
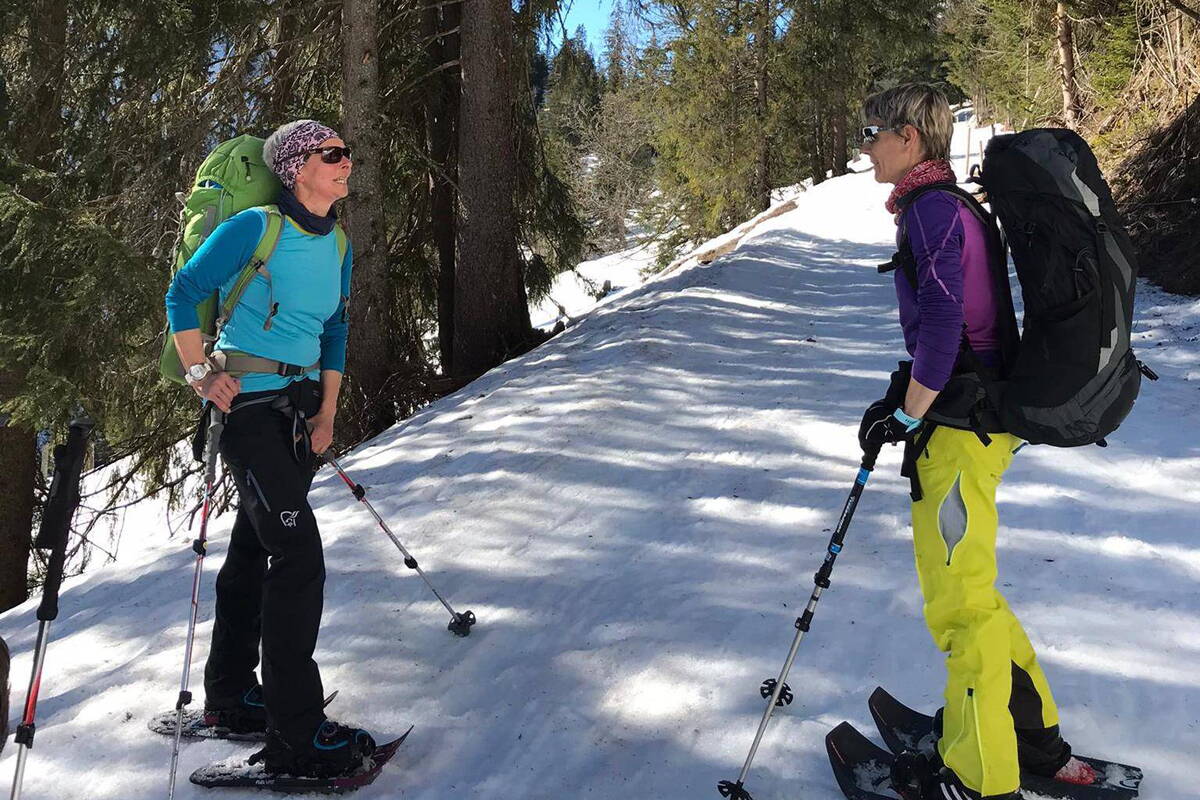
[886,183,999,290]
[900,183,1020,376]
[332,223,350,324]
[333,223,348,263]
[917,183,995,229]
[896,181,990,222]
[218,206,284,329]
[880,183,962,290]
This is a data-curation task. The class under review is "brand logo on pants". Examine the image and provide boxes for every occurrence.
[280,510,300,528]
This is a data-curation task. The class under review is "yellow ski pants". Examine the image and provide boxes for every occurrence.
[911,426,1060,798]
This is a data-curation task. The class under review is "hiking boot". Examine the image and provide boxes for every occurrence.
[1015,722,1075,777]
[249,720,377,778]
[203,684,267,734]
[890,748,1017,800]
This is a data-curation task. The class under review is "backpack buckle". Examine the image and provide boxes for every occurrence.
[276,362,304,377]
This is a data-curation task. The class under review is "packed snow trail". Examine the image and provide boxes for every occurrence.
[2,121,1198,799]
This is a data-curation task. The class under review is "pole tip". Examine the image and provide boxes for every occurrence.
[447,610,476,637]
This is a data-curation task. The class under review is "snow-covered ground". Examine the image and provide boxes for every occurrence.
[530,237,659,330]
[2,118,1198,799]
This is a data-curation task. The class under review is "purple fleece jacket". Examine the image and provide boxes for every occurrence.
[895,190,1001,391]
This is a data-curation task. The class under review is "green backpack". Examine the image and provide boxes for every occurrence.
[158,135,347,385]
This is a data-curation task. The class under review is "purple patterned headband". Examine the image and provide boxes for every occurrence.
[264,120,340,189]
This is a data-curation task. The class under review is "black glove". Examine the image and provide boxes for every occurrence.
[858,400,921,454]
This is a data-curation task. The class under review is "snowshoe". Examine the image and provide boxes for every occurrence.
[248,720,378,779]
[203,684,267,735]
[867,687,1142,800]
[191,726,411,793]
[148,689,337,742]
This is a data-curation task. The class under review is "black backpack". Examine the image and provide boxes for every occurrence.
[886,128,1155,447]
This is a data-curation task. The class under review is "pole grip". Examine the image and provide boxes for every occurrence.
[859,444,880,473]
[203,408,225,482]
[35,419,94,622]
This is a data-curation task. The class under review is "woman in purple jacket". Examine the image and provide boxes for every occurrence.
[856,84,1093,800]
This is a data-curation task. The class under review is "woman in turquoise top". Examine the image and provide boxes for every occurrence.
[164,120,376,778]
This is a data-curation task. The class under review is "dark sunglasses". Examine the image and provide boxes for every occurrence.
[861,125,889,144]
[285,145,353,164]
[311,145,352,164]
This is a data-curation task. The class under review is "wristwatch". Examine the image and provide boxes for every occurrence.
[185,361,213,386]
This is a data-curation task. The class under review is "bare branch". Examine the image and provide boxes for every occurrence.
[1162,0,1200,21]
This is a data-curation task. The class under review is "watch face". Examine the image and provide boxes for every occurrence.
[188,364,209,381]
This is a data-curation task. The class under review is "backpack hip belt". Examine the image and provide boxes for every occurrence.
[210,350,320,378]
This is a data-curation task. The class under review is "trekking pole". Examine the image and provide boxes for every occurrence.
[324,454,476,637]
[166,406,224,800]
[717,445,881,800]
[10,418,93,800]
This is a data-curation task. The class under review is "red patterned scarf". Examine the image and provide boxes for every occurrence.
[885,159,957,221]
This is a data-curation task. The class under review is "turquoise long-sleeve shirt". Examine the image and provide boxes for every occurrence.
[164,208,353,393]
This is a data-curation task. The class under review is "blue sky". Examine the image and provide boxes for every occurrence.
[555,0,616,55]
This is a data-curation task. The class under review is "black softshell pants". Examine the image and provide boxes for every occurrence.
[203,380,326,746]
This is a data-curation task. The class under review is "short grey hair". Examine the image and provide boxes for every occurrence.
[262,120,313,169]
[862,84,954,161]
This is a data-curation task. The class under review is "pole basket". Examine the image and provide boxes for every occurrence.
[759,679,793,707]
[447,610,476,637]
[717,779,754,799]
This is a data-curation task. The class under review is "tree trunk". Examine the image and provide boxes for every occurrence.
[341,0,396,436]
[752,0,773,212]
[830,86,849,176]
[1,0,67,613]
[0,372,35,612]
[453,0,531,378]
[1056,2,1081,129]
[810,108,826,186]
[267,0,301,124]
[424,0,461,376]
